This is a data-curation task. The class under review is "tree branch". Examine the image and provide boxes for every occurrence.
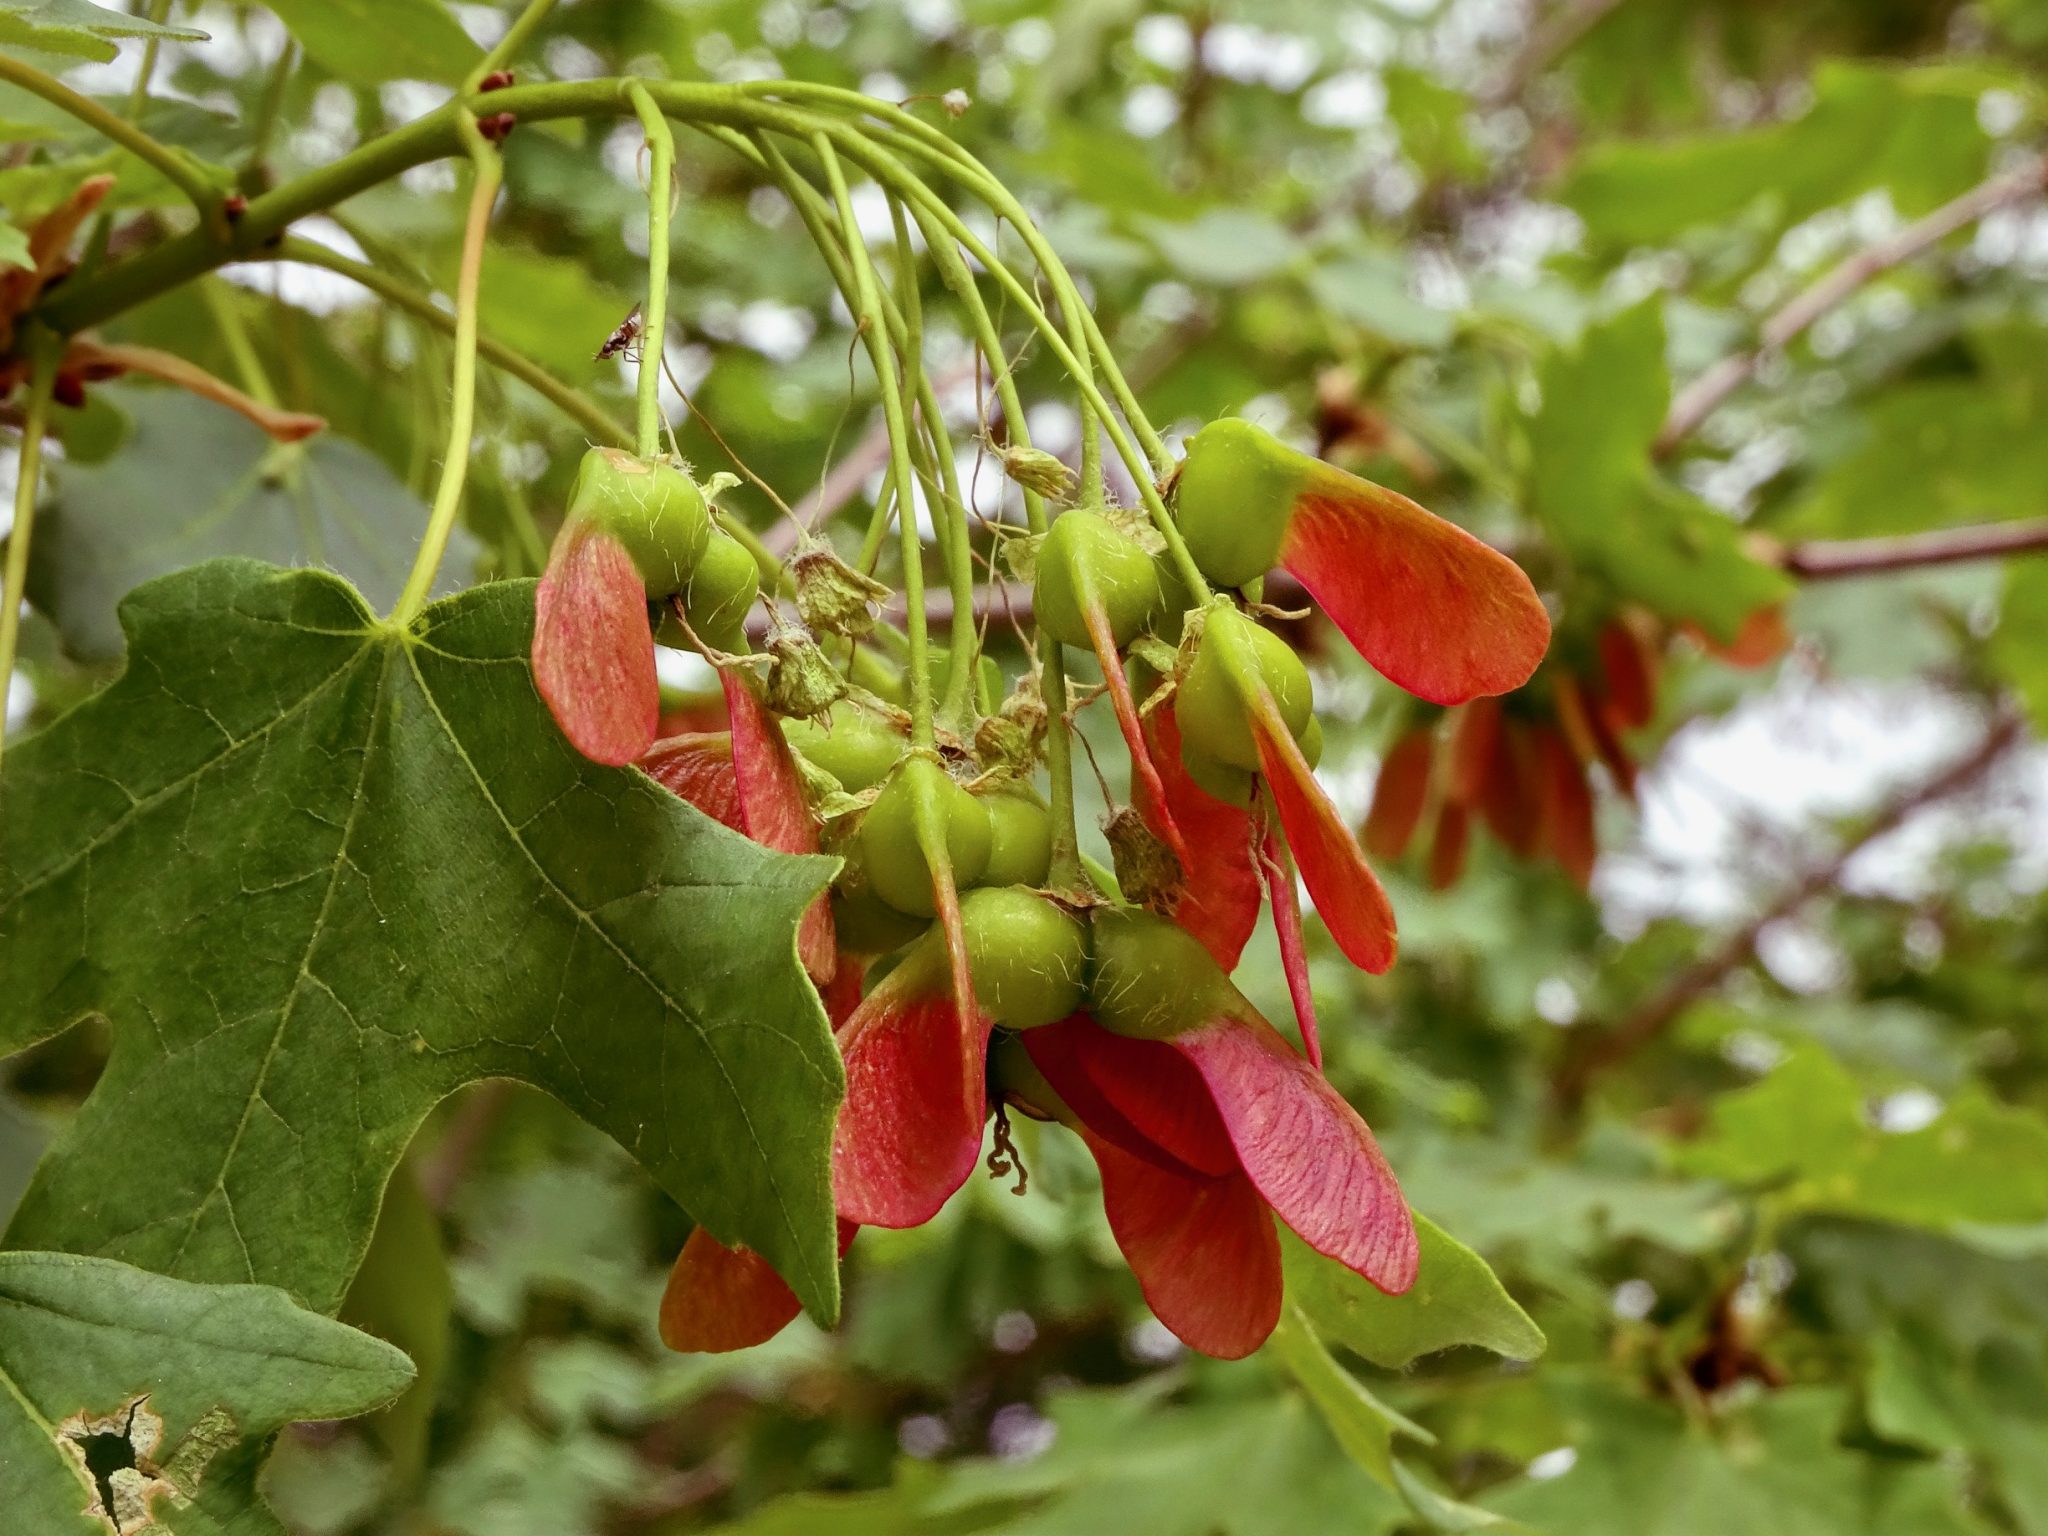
[1657,154,2048,455]
[1483,0,1630,107]
[1780,517,2048,580]
[0,52,221,223]
[902,508,2048,634]
[262,238,628,449]
[1551,706,2024,1113]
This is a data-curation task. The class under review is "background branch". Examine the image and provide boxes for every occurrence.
[1780,517,2048,579]
[1483,0,1630,107]
[1657,154,2048,454]
[1551,707,2024,1113]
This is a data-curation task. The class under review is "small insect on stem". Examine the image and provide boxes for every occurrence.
[596,304,643,363]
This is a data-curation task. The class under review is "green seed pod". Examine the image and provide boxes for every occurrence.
[1176,606,1314,772]
[792,548,891,640]
[1172,417,1301,589]
[987,1034,1077,1127]
[569,447,711,596]
[980,785,1054,888]
[864,645,1007,717]
[783,696,910,792]
[830,873,928,956]
[859,756,994,917]
[1033,507,1166,651]
[1299,713,1324,770]
[960,886,1088,1030]
[1086,906,1229,1040]
[764,630,847,720]
[1181,748,1255,807]
[672,528,760,652]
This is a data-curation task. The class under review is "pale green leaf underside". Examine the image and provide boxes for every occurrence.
[35,389,475,663]
[0,0,206,63]
[0,560,843,1322]
[0,1250,411,1535]
[260,0,479,85]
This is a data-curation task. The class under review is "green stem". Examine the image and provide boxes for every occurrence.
[244,39,298,178]
[816,134,932,748]
[123,0,173,121]
[392,130,499,626]
[733,82,1172,471]
[713,510,794,598]
[903,203,1086,889]
[889,198,977,729]
[264,238,626,447]
[198,277,280,409]
[0,51,219,220]
[17,71,1189,598]
[0,331,61,770]
[628,84,675,461]
[792,121,1209,601]
[492,451,549,574]
[470,0,560,87]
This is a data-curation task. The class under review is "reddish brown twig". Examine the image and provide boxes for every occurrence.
[1781,518,2048,580]
[880,508,2048,634]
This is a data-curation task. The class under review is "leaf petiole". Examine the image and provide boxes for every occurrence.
[390,122,500,627]
[0,328,60,770]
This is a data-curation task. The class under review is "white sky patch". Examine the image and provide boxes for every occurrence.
[989,1401,1057,1461]
[734,300,816,362]
[1123,83,1180,139]
[379,80,451,123]
[545,35,607,82]
[1303,70,1388,129]
[1534,976,1580,1026]
[1007,17,1057,64]
[4,670,33,736]
[1599,669,2048,934]
[220,216,369,314]
[1025,401,1080,457]
[1133,14,1194,71]
[1872,1087,1944,1134]
[450,2,508,47]
[1611,1278,1657,1319]
[654,647,719,694]
[1202,24,1320,91]
[1754,918,1850,994]
[860,69,909,102]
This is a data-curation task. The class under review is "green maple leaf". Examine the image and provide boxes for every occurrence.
[0,0,207,63]
[1283,1213,1545,1372]
[33,389,478,663]
[0,559,844,1322]
[0,1249,412,1535]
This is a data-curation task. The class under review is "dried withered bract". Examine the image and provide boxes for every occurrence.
[765,630,848,719]
[1104,806,1182,912]
[976,675,1048,774]
[999,530,1043,584]
[999,444,1076,503]
[793,548,892,639]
